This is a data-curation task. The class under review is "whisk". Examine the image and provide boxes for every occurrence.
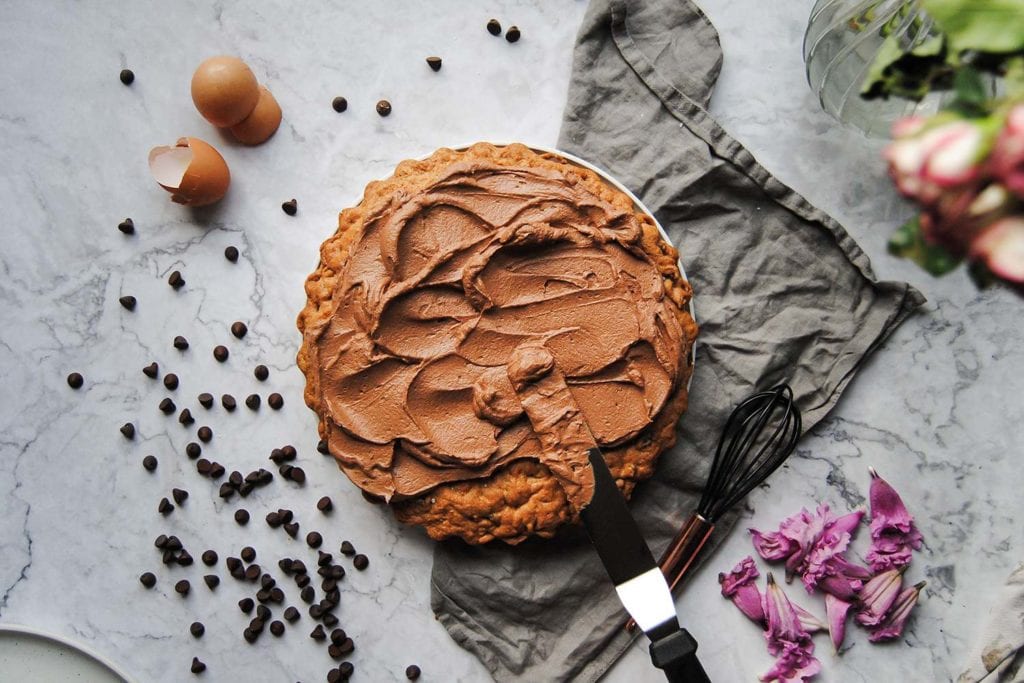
[625,384,802,632]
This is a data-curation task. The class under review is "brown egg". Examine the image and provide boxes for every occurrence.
[229,86,282,145]
[191,56,260,127]
[148,137,230,207]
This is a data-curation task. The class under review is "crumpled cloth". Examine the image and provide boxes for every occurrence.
[429,0,926,680]
[958,563,1024,683]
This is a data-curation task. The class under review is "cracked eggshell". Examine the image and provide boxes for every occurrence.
[229,86,282,145]
[148,137,230,207]
[191,56,260,127]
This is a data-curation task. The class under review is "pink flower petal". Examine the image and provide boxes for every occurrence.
[855,568,904,627]
[720,556,765,625]
[825,594,852,652]
[868,581,926,642]
[970,217,1024,283]
[792,601,827,634]
[867,468,923,571]
[760,574,821,682]
[751,529,797,562]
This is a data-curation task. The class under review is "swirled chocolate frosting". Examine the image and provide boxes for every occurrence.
[306,158,687,502]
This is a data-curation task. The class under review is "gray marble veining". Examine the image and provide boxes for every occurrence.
[0,1,1020,681]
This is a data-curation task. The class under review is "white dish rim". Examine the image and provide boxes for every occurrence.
[0,623,135,682]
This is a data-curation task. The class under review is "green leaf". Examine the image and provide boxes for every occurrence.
[1005,55,1024,96]
[888,216,963,275]
[922,0,1024,54]
[953,66,989,105]
[861,33,954,99]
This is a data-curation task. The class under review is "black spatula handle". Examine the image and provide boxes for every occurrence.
[649,628,711,683]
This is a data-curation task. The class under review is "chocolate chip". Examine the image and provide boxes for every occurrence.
[154,534,169,549]
[142,455,158,471]
[331,96,348,113]
[300,585,315,603]
[259,470,274,485]
[256,605,271,621]
[328,644,343,659]
[213,345,228,362]
[405,664,422,680]
[487,18,501,35]
[226,556,242,572]
[295,573,311,589]
[339,663,354,678]
[281,199,297,216]
[234,509,250,525]
[139,572,156,588]
[238,597,254,613]
[306,532,323,549]
[310,624,326,641]
[215,394,234,412]
[166,536,182,550]
[204,574,219,590]
[261,574,276,589]
[238,482,254,496]
[119,68,134,85]
[198,393,214,408]
[323,612,339,628]
[265,511,281,528]
[376,99,392,117]
[179,409,194,426]
[278,509,294,524]
[284,606,299,622]
[190,622,205,638]
[162,549,176,565]
[426,56,442,71]
[270,620,285,637]
[281,445,297,460]
[256,588,271,603]
[163,373,179,390]
[330,628,347,645]
[266,393,283,411]
[224,245,239,262]
[229,471,243,487]
[309,604,323,619]
[143,362,159,379]
[159,398,176,414]
[283,522,299,538]
[317,551,332,568]
[186,442,201,459]
[327,669,342,683]
[330,566,345,580]
[173,335,189,350]
[168,270,185,289]
[218,483,234,499]
[340,541,355,557]
[338,637,354,655]
[202,550,218,566]
[177,550,194,566]
[119,295,136,311]
[230,321,248,339]
[120,422,136,439]
[317,496,333,513]
[245,394,260,410]
[245,565,261,581]
[172,488,188,505]
[175,579,190,596]
[190,657,205,674]
[317,439,330,455]
[251,365,269,382]
[66,372,84,389]
[505,25,521,42]
[241,546,256,562]
[197,426,212,442]
[322,578,337,592]
[117,217,135,234]
[290,467,306,484]
[353,554,369,571]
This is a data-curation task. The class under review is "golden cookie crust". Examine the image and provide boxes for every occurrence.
[297,142,698,545]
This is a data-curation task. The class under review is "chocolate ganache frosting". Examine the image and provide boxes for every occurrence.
[304,156,688,504]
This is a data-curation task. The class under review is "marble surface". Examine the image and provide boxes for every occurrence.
[0,1,1020,682]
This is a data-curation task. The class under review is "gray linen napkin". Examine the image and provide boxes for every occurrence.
[958,563,1024,682]
[430,1,926,681]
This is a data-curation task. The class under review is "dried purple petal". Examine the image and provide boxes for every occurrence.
[792,602,827,634]
[866,468,923,572]
[867,581,926,642]
[751,529,797,562]
[855,568,904,627]
[760,574,821,683]
[824,594,852,652]
[720,556,765,624]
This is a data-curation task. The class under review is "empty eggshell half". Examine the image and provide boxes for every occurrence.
[229,86,282,145]
[191,56,260,127]
[148,137,230,207]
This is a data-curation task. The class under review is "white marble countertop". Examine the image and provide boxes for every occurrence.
[1,1,1020,681]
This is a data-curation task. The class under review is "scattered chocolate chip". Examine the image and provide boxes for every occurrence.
[323,612,339,628]
[300,585,315,603]
[197,426,212,442]
[168,270,185,289]
[256,605,271,621]
[376,99,392,117]
[254,364,269,381]
[309,604,323,619]
[172,488,188,505]
[353,554,369,571]
[213,345,229,362]
[117,217,135,234]
[139,572,156,588]
[119,295,136,311]
[328,644,343,659]
[154,534,169,548]
[283,522,299,538]
[173,335,189,350]
[281,199,297,216]
[177,550,194,566]
[218,483,235,499]
[327,669,342,683]
[197,392,214,409]
[267,393,284,410]
[245,394,260,410]
[238,597,254,613]
[317,551,333,567]
[265,511,281,528]
[330,628,347,645]
[289,467,306,484]
[119,69,134,85]
[163,373,179,390]
[143,362,159,379]
[317,496,333,513]
[261,574,276,589]
[66,372,84,390]
[241,546,256,563]
[268,620,284,637]
[234,509,250,525]
[229,471,244,487]
[158,497,174,515]
[278,509,294,524]
[296,573,311,589]
[190,622,205,638]
[230,321,248,339]
[339,541,355,557]
[426,56,442,71]
[487,18,501,35]
[338,637,354,655]
[506,25,521,42]
[256,588,271,603]
[214,394,234,412]
[166,536,182,550]
[203,574,219,590]
[330,566,345,580]
[159,398,176,414]
[190,656,205,674]
[281,445,297,460]
[186,442,201,459]
[226,557,242,572]
[306,532,323,549]
[175,579,191,596]
[317,439,330,455]
[406,664,422,680]
[224,245,239,262]
[339,662,354,678]
[120,422,136,439]
[162,550,176,565]
[201,550,217,566]
[179,409,194,426]
[310,624,326,641]
[284,606,299,622]
[245,565,261,581]
[142,455,158,471]
[332,96,348,113]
